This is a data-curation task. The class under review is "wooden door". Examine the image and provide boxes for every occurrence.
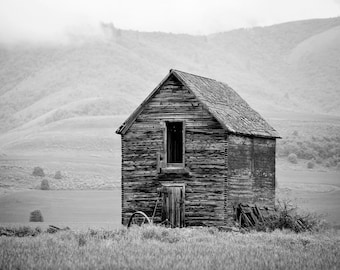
[161,184,185,228]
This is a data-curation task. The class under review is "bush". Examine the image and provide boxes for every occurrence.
[307,161,315,169]
[326,157,338,167]
[277,134,340,166]
[237,201,325,233]
[315,156,322,164]
[29,210,44,222]
[54,171,62,179]
[32,167,45,177]
[287,153,298,164]
[267,201,324,233]
[325,161,331,167]
[40,179,50,190]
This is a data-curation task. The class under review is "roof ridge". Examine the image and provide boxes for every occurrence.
[170,69,222,84]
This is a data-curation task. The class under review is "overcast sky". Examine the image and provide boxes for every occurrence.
[1,0,340,43]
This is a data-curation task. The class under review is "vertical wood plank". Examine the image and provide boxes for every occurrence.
[171,188,175,227]
[175,187,180,227]
[180,186,185,228]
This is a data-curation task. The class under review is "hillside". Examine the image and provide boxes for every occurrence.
[1,17,340,136]
[0,17,340,182]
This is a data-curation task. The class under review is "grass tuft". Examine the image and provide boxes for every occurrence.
[287,153,298,164]
[40,179,50,190]
[54,171,62,179]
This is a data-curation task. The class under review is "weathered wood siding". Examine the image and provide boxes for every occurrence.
[121,75,227,227]
[226,135,275,223]
[121,75,276,227]
[253,138,276,206]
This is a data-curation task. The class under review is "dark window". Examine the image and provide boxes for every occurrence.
[166,122,183,164]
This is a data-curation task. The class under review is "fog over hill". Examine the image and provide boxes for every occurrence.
[0,17,340,136]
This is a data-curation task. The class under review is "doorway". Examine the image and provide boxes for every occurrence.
[161,184,185,227]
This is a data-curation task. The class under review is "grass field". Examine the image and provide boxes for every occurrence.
[1,225,339,270]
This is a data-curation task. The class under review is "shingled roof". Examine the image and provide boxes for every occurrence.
[116,69,280,138]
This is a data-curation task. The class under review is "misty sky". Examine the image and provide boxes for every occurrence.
[1,0,340,43]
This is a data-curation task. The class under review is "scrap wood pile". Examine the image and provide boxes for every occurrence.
[234,203,273,228]
[234,203,313,232]
[47,225,70,233]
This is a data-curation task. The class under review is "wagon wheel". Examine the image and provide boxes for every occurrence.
[127,211,152,228]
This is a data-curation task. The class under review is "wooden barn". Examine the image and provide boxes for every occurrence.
[116,69,280,228]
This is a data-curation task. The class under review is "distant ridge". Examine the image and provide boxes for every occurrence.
[0,17,340,135]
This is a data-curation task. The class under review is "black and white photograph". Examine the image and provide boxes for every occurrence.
[0,0,339,269]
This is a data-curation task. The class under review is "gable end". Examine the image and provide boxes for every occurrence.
[116,69,280,139]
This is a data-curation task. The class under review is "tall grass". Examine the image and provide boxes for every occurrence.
[1,225,339,269]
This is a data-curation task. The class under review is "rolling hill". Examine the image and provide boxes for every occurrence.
[0,17,340,183]
[1,17,340,136]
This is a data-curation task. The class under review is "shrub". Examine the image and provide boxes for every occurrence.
[40,179,50,190]
[315,156,322,164]
[267,201,324,233]
[307,161,315,169]
[325,161,331,168]
[54,171,62,179]
[327,157,338,167]
[32,167,45,177]
[287,153,298,164]
[292,130,298,136]
[29,210,44,222]
[237,201,325,233]
[277,134,340,166]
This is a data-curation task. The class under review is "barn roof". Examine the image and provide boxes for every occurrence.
[116,69,280,138]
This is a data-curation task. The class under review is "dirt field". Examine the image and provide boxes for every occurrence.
[0,190,121,228]
[0,166,339,227]
[0,112,339,227]
[277,166,340,226]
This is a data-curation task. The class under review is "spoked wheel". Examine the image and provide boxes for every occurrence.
[127,211,152,228]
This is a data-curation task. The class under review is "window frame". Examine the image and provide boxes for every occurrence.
[164,120,185,168]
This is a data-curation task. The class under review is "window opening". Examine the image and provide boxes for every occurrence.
[166,122,183,164]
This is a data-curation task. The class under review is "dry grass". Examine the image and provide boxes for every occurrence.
[0,225,339,270]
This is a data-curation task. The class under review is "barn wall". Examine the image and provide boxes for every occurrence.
[253,137,276,206]
[226,135,275,223]
[121,75,227,227]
